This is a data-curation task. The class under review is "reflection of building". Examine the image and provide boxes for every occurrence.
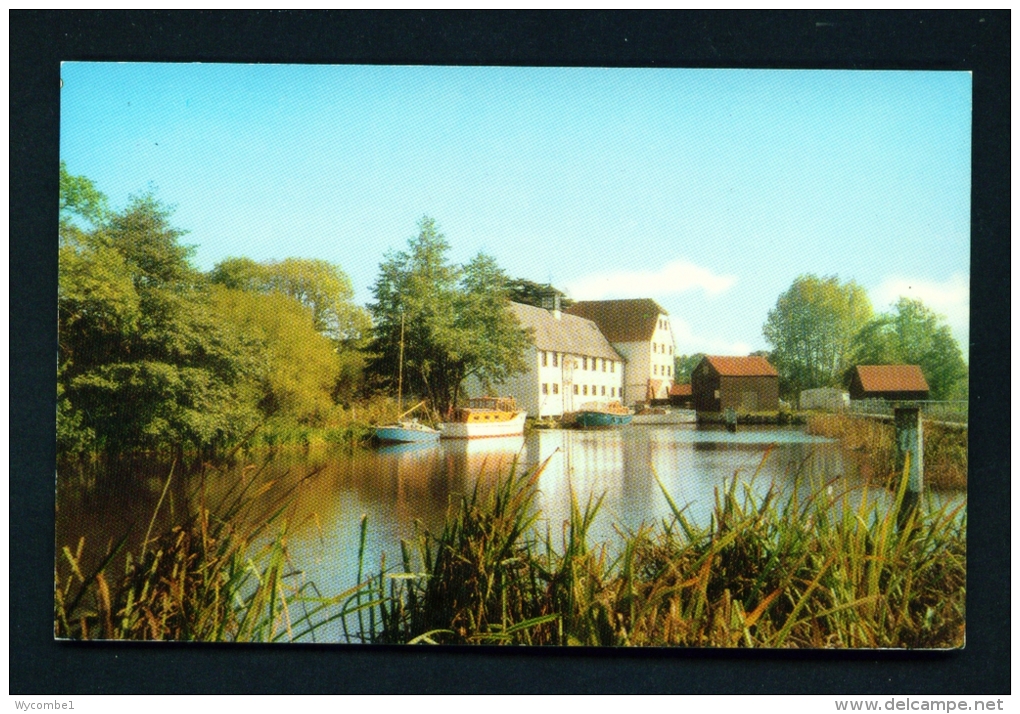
[848,365,929,401]
[474,301,624,419]
[566,299,676,405]
[691,355,779,413]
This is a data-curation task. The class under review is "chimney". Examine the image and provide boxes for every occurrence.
[541,292,562,320]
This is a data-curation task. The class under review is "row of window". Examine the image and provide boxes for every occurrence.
[541,383,621,399]
[652,364,672,377]
[541,351,616,373]
[652,343,674,355]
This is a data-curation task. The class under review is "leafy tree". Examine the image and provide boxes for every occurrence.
[58,171,258,455]
[673,353,706,384]
[763,274,873,396]
[210,257,370,345]
[368,217,530,414]
[507,278,573,309]
[850,297,967,400]
[208,286,340,423]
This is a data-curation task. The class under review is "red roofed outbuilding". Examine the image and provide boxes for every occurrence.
[849,365,930,401]
[691,355,779,413]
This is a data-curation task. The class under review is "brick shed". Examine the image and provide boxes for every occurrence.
[691,355,779,413]
[849,365,930,401]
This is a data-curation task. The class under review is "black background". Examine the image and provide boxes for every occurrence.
[11,10,1010,694]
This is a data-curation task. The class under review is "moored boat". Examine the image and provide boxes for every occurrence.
[440,397,527,439]
[630,408,697,425]
[374,419,441,443]
[574,401,633,428]
[374,400,441,444]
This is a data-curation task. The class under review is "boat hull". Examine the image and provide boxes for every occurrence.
[630,409,697,425]
[374,424,441,443]
[575,411,633,428]
[440,411,527,439]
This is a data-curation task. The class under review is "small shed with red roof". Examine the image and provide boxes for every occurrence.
[669,382,694,408]
[691,355,779,413]
[849,365,929,401]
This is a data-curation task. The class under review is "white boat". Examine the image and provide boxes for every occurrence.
[630,408,697,425]
[440,397,527,439]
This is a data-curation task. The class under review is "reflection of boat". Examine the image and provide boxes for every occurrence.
[376,436,441,454]
[574,401,633,428]
[631,408,697,425]
[441,397,527,439]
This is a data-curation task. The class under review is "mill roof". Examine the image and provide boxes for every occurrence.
[853,365,929,394]
[564,299,668,343]
[701,355,778,377]
[510,302,623,362]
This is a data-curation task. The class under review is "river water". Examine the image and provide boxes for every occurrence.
[57,424,894,641]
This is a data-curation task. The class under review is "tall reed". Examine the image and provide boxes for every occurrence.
[364,448,965,648]
[54,457,373,642]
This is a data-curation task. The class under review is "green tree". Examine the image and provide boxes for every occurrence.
[208,286,340,422]
[210,257,370,345]
[368,217,530,414]
[673,353,706,383]
[763,274,873,396]
[851,297,967,400]
[58,172,259,455]
[507,278,573,309]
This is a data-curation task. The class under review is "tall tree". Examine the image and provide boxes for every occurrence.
[763,274,873,396]
[210,257,370,345]
[58,173,258,455]
[368,217,530,414]
[851,297,967,400]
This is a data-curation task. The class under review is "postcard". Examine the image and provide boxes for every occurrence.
[56,63,968,647]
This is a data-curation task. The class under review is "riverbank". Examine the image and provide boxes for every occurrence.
[806,412,967,490]
[697,409,807,426]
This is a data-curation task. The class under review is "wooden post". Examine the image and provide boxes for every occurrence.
[724,407,737,433]
[894,405,923,528]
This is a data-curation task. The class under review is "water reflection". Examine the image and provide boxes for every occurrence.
[59,425,954,642]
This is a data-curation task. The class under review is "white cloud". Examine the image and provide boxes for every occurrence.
[670,317,752,356]
[872,273,970,347]
[564,259,736,301]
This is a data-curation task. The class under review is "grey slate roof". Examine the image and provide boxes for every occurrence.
[510,302,623,362]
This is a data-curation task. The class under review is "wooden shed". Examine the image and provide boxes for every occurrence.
[669,382,694,409]
[691,356,779,413]
[849,365,929,401]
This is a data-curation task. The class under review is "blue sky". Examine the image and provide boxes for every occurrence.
[60,64,971,355]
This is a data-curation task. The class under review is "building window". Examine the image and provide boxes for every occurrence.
[552,352,559,367]
[611,387,616,397]
[582,357,587,370]
[541,351,547,367]
[669,346,673,355]
[601,386,606,396]
[552,383,559,395]
[602,359,606,372]
[573,385,578,395]
[583,385,588,396]
[653,364,658,376]
[619,388,624,401]
[610,361,615,373]
[714,389,720,399]
[542,383,549,395]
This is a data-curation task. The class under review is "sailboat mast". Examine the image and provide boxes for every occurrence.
[397,311,405,411]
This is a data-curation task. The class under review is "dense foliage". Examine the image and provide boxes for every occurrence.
[763,275,874,396]
[57,165,364,456]
[850,298,968,400]
[367,217,531,415]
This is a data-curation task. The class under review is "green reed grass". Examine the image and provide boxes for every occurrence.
[807,412,967,490]
[363,447,965,648]
[54,457,374,642]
